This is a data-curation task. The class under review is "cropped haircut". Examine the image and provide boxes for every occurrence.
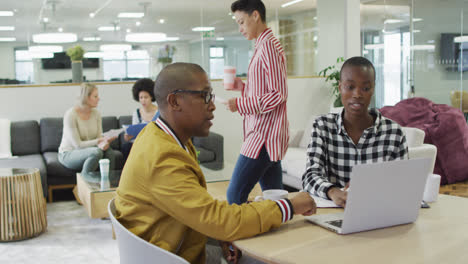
[132,78,156,102]
[340,56,376,81]
[231,0,266,23]
[154,63,206,109]
[78,82,97,107]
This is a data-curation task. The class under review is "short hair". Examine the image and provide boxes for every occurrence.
[340,56,376,81]
[231,0,266,23]
[132,78,156,102]
[154,63,207,109]
[78,82,97,106]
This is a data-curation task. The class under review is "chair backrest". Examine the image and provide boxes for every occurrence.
[450,90,468,111]
[107,199,189,264]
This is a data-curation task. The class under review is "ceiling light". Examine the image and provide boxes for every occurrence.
[216,37,224,41]
[29,45,63,53]
[413,18,423,22]
[125,32,167,43]
[29,52,54,59]
[364,44,384,50]
[0,26,15,31]
[192,27,215,32]
[159,19,165,24]
[98,26,120,31]
[384,19,402,24]
[83,37,101,41]
[126,29,131,33]
[0,37,15,42]
[58,27,63,32]
[118,12,144,18]
[43,17,49,23]
[165,37,179,41]
[281,0,304,8]
[232,16,235,19]
[454,36,468,43]
[32,33,77,43]
[411,45,435,51]
[413,29,421,33]
[100,44,132,52]
[84,52,104,58]
[136,21,141,26]
[0,11,14,17]
[89,13,95,18]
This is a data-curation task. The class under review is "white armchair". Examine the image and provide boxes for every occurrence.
[282,121,437,190]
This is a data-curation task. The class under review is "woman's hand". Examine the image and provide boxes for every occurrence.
[226,77,244,92]
[98,140,110,151]
[327,187,348,208]
[223,98,238,113]
[124,134,134,141]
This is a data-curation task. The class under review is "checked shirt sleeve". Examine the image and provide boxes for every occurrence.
[302,120,336,199]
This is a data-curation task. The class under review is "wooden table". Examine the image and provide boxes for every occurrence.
[233,194,468,264]
[75,171,120,218]
[0,168,47,241]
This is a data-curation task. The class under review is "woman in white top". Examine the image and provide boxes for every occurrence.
[58,83,117,176]
[121,78,159,160]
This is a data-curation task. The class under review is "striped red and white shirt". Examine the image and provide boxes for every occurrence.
[236,28,289,161]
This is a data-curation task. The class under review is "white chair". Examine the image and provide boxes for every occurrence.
[108,198,189,264]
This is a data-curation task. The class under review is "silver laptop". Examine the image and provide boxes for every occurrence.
[305,158,431,234]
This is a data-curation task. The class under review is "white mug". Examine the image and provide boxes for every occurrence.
[223,66,236,89]
[254,189,288,202]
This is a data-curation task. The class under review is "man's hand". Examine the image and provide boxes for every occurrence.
[327,187,348,208]
[219,241,242,264]
[226,77,244,92]
[223,98,238,113]
[290,192,317,216]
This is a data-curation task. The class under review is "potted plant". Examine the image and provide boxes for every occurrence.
[66,45,85,83]
[157,44,176,68]
[318,57,344,107]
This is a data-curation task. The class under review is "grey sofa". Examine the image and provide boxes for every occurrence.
[0,116,224,202]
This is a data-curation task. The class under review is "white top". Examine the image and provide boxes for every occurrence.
[58,107,102,153]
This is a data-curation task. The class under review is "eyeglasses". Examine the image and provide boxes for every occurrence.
[172,89,215,104]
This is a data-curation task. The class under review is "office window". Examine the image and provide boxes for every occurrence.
[209,46,224,79]
[14,49,34,83]
[103,50,149,80]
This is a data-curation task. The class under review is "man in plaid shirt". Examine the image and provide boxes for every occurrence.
[302,57,408,207]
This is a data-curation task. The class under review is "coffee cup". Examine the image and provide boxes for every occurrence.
[223,66,236,90]
[254,189,288,202]
[423,173,441,202]
[99,159,110,190]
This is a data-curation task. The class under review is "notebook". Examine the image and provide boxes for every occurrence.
[305,158,431,234]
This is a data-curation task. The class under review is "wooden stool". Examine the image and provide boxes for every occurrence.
[0,168,47,241]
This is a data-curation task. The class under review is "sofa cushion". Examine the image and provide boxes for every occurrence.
[40,117,63,153]
[299,115,318,148]
[102,116,120,150]
[11,120,40,155]
[402,127,425,148]
[43,152,77,185]
[0,154,47,198]
[197,147,215,163]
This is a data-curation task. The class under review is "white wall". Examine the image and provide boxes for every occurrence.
[0,45,15,79]
[0,77,331,164]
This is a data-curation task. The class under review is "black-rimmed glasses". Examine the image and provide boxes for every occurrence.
[172,90,215,104]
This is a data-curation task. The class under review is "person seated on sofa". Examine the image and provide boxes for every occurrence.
[115,62,317,264]
[302,56,408,208]
[58,83,117,177]
[121,78,159,161]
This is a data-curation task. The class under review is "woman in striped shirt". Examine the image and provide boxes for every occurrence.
[225,0,289,204]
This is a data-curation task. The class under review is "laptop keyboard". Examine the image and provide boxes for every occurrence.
[326,220,343,228]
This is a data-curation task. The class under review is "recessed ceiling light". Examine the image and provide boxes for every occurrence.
[126,28,131,33]
[216,37,224,41]
[454,36,468,43]
[0,37,15,42]
[100,44,132,52]
[0,11,14,17]
[118,12,144,18]
[384,19,402,24]
[411,45,435,51]
[136,21,141,26]
[58,27,63,32]
[125,32,167,43]
[29,45,63,53]
[32,33,77,43]
[413,18,423,22]
[165,37,179,41]
[364,44,384,50]
[89,13,95,18]
[159,19,165,24]
[98,26,120,31]
[281,0,303,8]
[43,17,49,23]
[83,37,101,41]
[232,16,235,19]
[192,27,215,32]
[0,26,15,31]
[413,29,421,33]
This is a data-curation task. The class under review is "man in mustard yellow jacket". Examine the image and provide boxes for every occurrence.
[115,63,317,264]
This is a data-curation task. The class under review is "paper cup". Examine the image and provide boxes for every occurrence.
[223,66,236,90]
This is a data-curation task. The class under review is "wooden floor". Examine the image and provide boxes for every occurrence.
[439,179,468,198]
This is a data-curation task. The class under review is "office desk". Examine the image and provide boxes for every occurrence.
[233,194,468,264]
